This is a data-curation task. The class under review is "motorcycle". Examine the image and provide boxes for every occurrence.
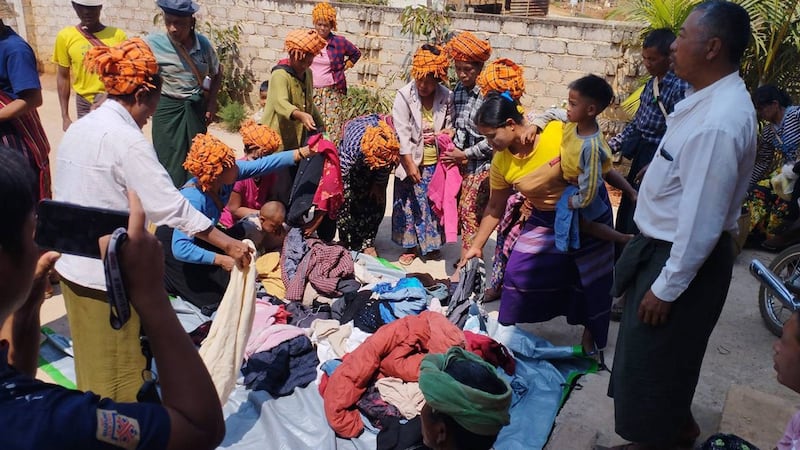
[750,243,800,336]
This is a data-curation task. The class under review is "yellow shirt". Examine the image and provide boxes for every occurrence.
[52,26,127,102]
[421,106,438,166]
[559,122,613,209]
[490,121,563,190]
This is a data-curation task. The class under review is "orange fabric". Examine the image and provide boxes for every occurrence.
[183,133,237,191]
[239,119,282,156]
[83,37,158,95]
[322,311,465,438]
[410,45,449,81]
[312,2,337,30]
[285,29,327,60]
[445,31,491,63]
[476,58,525,100]
[361,119,399,169]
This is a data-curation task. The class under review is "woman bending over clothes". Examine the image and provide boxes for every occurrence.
[309,2,360,145]
[462,92,614,356]
[157,133,315,312]
[391,44,453,266]
[744,85,800,250]
[337,114,399,256]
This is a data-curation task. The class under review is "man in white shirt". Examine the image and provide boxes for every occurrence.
[606,2,757,449]
[54,38,251,402]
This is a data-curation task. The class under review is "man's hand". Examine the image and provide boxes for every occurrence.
[637,289,672,326]
[223,238,253,269]
[406,166,422,184]
[61,116,72,132]
[441,148,467,166]
[292,110,317,131]
[21,251,60,312]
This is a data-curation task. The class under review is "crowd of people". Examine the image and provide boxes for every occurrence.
[1,0,799,448]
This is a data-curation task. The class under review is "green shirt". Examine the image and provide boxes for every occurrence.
[261,67,325,150]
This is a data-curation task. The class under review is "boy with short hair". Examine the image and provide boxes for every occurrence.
[532,74,635,249]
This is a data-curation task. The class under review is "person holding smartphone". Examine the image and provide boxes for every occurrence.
[53,38,250,403]
[0,149,225,449]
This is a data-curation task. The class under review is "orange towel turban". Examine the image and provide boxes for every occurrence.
[240,119,282,156]
[183,133,237,191]
[285,29,327,60]
[476,58,525,100]
[410,44,449,81]
[312,2,337,30]
[361,119,400,169]
[84,37,158,95]
[445,31,491,63]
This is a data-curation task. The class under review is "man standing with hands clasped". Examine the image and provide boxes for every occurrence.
[605,2,757,449]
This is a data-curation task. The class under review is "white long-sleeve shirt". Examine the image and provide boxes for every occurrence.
[54,99,213,291]
[634,72,757,302]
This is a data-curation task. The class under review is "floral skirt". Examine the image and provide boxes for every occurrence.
[744,178,791,240]
[391,165,443,255]
[338,163,389,252]
[313,86,344,145]
[458,169,490,251]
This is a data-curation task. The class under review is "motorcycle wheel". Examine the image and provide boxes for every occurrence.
[759,243,800,337]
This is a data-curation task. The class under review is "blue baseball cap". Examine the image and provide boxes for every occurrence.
[156,0,198,16]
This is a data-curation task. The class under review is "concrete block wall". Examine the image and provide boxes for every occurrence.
[22,0,643,119]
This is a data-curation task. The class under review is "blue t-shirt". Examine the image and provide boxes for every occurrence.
[0,27,41,99]
[172,150,296,264]
[0,342,170,449]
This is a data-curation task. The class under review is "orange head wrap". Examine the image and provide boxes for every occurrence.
[445,31,491,63]
[361,119,400,169]
[285,29,327,61]
[410,44,449,82]
[312,2,337,30]
[476,58,525,100]
[240,119,282,156]
[83,37,158,95]
[183,133,237,191]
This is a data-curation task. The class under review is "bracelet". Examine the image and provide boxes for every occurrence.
[104,227,132,330]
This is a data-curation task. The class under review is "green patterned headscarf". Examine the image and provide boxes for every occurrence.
[419,346,512,436]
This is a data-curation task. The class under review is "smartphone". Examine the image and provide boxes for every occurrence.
[36,200,129,259]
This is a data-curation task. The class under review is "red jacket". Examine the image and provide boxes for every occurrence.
[323,311,464,437]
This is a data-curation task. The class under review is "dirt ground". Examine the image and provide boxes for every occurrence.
[37,74,798,448]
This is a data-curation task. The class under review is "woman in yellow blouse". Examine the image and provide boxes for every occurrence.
[463,92,614,356]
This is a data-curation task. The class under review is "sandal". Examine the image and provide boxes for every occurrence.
[398,253,416,266]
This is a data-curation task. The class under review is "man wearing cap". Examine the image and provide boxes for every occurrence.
[0,2,51,201]
[443,31,492,258]
[52,0,127,131]
[146,0,221,188]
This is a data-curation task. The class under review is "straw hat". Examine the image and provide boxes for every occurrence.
[0,0,18,19]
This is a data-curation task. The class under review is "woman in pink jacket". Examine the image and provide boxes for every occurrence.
[391,44,453,266]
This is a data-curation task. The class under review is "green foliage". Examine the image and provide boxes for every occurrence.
[737,0,800,96]
[341,87,393,124]
[399,6,451,44]
[613,0,800,99]
[200,22,256,107]
[609,0,699,36]
[217,101,247,132]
